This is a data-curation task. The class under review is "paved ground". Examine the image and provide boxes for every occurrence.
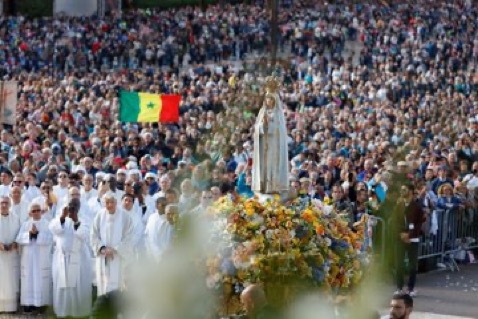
[2,264,477,319]
[410,264,478,318]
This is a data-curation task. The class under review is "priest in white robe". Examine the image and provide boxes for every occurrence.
[90,192,134,296]
[53,172,70,217]
[23,173,41,203]
[0,196,21,312]
[16,203,53,313]
[50,198,92,318]
[10,186,30,222]
[80,174,98,203]
[121,193,145,250]
[252,77,289,194]
[144,204,178,260]
[69,187,96,229]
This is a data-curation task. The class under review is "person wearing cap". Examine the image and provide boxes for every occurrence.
[116,169,128,191]
[144,172,159,196]
[95,172,106,189]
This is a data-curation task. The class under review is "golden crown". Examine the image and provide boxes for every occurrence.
[264,76,280,94]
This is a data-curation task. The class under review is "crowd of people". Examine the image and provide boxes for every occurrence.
[0,0,477,317]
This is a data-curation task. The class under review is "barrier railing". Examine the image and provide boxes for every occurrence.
[417,208,478,271]
[369,208,478,271]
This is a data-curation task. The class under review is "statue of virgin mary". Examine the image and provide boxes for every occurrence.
[252,77,290,195]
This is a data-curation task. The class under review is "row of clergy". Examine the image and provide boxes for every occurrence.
[0,191,179,317]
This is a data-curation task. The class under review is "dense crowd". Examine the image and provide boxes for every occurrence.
[0,0,477,317]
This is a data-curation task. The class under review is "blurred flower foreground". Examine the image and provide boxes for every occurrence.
[206,195,368,316]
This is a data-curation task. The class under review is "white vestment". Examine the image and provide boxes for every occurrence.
[0,184,10,197]
[31,196,56,222]
[0,213,21,312]
[81,187,98,203]
[16,218,53,307]
[144,214,174,260]
[252,93,290,194]
[53,185,69,216]
[141,194,156,225]
[10,198,30,223]
[88,196,103,216]
[124,207,145,249]
[50,217,92,317]
[23,185,41,203]
[90,209,134,296]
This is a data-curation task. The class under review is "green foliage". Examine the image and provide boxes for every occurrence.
[16,0,54,17]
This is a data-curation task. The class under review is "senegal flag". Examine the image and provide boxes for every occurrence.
[119,91,181,123]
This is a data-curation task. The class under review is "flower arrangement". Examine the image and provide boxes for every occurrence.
[205,195,367,307]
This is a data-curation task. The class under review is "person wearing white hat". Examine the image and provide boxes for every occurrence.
[116,169,128,190]
[128,169,142,182]
[95,172,106,188]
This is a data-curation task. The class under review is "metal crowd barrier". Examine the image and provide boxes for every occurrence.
[368,208,478,271]
[417,208,478,271]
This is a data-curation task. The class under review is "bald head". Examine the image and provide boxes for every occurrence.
[240,284,267,315]
[10,186,22,203]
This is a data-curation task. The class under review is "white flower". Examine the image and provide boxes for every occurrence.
[325,237,332,247]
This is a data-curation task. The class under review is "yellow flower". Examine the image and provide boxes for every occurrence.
[301,209,315,223]
[245,208,255,216]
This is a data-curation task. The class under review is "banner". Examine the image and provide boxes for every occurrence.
[54,0,97,16]
[0,81,17,126]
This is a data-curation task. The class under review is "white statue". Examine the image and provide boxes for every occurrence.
[252,77,290,195]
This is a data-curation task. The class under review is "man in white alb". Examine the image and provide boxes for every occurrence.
[50,198,92,318]
[144,204,178,260]
[9,186,29,222]
[90,192,134,296]
[0,196,21,313]
[16,203,53,314]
